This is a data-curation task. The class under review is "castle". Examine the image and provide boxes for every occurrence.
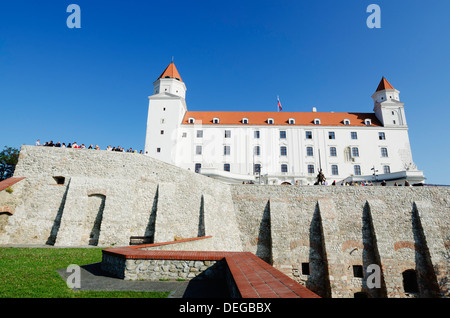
[144,62,425,185]
[0,64,447,298]
[0,145,448,298]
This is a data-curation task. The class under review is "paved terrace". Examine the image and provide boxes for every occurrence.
[102,238,320,298]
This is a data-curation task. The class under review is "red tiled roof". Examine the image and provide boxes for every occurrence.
[376,77,395,92]
[182,111,382,127]
[157,62,183,82]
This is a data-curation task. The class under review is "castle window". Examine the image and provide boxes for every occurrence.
[393,120,396,125]
[381,147,388,158]
[351,132,358,140]
[280,146,287,156]
[330,147,337,157]
[314,118,321,125]
[281,164,288,173]
[307,147,314,157]
[224,145,231,155]
[383,165,390,174]
[224,163,230,172]
[280,131,286,139]
[195,163,201,173]
[182,132,187,138]
[53,176,65,185]
[160,130,164,135]
[288,118,295,125]
[254,146,261,156]
[267,118,274,124]
[329,131,335,139]
[254,164,261,174]
[188,118,195,124]
[305,131,312,139]
[213,118,220,124]
[225,130,231,138]
[331,165,339,175]
[242,118,249,124]
[156,148,161,153]
[354,165,361,175]
[402,270,419,293]
[353,265,364,278]
[379,132,386,140]
[197,130,203,138]
[301,263,310,275]
[254,130,260,139]
[344,119,350,125]
[196,145,202,155]
[307,164,315,174]
[352,147,359,157]
[365,119,372,125]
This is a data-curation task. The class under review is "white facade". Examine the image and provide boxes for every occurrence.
[144,64,425,185]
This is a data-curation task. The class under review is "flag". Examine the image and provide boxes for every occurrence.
[277,96,282,111]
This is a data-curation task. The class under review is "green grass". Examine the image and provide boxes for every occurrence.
[0,247,170,298]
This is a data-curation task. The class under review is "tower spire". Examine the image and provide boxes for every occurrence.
[157,61,183,82]
[376,76,395,92]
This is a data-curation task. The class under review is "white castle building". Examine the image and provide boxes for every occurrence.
[144,62,425,185]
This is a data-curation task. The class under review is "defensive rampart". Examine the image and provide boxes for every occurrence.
[0,145,448,298]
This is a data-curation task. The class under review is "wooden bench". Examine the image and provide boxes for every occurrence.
[129,236,153,245]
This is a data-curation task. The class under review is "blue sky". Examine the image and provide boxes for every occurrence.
[1,1,449,184]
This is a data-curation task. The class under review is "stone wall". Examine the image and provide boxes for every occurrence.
[0,146,242,251]
[0,145,449,298]
[101,252,225,281]
[230,184,449,298]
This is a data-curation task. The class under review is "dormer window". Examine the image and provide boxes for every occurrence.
[314,119,321,125]
[268,118,274,124]
[188,117,195,124]
[288,118,295,125]
[242,118,249,124]
[213,118,220,124]
[343,119,350,125]
[364,119,372,126]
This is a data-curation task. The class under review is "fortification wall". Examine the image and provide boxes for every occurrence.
[0,145,448,298]
[0,146,242,251]
[230,184,449,298]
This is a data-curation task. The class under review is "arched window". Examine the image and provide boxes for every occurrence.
[314,118,321,125]
[188,117,195,124]
[213,117,220,124]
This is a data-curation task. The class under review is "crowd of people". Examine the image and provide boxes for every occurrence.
[34,139,143,154]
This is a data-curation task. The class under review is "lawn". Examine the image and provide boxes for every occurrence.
[0,247,170,298]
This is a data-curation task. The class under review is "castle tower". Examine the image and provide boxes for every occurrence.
[144,62,187,164]
[372,77,407,127]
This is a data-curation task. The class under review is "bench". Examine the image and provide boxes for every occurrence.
[129,236,153,245]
